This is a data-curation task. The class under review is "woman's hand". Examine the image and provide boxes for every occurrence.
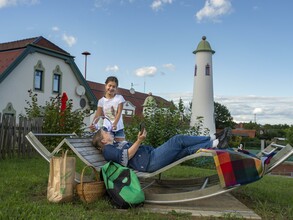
[137,129,147,142]
[128,129,147,159]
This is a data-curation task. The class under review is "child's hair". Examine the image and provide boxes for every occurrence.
[105,76,119,87]
[92,129,104,152]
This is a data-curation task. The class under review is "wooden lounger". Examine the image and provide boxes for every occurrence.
[26,132,293,204]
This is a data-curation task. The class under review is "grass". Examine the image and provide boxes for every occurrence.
[232,176,293,219]
[0,156,292,220]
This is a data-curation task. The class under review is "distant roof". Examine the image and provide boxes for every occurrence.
[87,80,171,116]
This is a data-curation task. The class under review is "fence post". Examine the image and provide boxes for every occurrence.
[1,115,8,159]
[0,113,3,159]
[7,116,16,158]
[18,117,24,158]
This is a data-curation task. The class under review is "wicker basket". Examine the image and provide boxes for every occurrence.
[76,166,106,203]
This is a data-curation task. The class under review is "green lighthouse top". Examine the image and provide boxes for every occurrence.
[193,36,215,54]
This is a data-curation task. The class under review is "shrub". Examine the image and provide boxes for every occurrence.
[125,104,205,146]
[23,90,90,149]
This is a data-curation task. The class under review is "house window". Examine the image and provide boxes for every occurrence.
[205,64,210,76]
[122,109,134,117]
[33,60,45,92]
[52,65,62,94]
[53,74,61,93]
[34,70,43,90]
[125,110,133,116]
[194,65,197,76]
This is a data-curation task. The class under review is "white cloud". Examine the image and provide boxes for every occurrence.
[253,107,263,114]
[62,34,77,47]
[159,92,293,125]
[94,0,110,8]
[135,66,157,77]
[151,0,172,11]
[216,96,293,125]
[105,65,119,72]
[93,0,172,11]
[0,0,39,8]
[196,0,233,23]
[51,26,59,32]
[162,63,175,71]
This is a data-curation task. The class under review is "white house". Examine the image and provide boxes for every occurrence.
[0,36,97,124]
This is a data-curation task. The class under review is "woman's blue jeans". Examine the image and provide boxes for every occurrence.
[147,134,212,172]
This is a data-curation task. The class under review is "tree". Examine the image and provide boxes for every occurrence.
[178,98,185,115]
[285,126,293,145]
[214,101,234,129]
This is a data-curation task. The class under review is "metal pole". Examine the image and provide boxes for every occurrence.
[82,51,91,79]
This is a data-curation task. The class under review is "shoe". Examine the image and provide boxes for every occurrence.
[217,136,229,149]
[215,127,232,142]
[215,127,232,149]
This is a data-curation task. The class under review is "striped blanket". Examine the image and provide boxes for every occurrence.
[198,148,264,188]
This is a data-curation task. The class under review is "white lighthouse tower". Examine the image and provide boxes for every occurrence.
[190,36,216,135]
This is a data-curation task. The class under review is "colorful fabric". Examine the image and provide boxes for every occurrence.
[198,148,264,188]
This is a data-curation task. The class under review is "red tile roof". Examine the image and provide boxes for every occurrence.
[0,36,70,75]
[0,37,36,51]
[232,129,256,138]
[0,49,24,74]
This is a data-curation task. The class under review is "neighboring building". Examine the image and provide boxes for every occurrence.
[190,36,216,135]
[232,123,256,138]
[142,92,157,116]
[87,81,171,124]
[0,36,96,124]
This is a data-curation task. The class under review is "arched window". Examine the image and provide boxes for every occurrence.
[194,65,197,76]
[205,64,210,76]
[34,60,45,91]
[52,65,62,94]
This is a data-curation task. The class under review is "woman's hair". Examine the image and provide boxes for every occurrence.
[92,129,104,152]
[105,76,119,87]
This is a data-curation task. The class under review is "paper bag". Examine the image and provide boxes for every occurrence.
[47,150,76,203]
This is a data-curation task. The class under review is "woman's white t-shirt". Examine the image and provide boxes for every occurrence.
[97,94,125,130]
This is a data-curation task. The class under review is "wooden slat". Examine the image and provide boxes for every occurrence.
[67,143,93,149]
[67,138,92,144]
[79,149,100,156]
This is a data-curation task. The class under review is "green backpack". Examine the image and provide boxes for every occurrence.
[101,161,145,209]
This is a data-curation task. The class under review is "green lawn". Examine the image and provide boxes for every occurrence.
[0,156,292,220]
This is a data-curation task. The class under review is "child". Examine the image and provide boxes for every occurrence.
[91,76,125,142]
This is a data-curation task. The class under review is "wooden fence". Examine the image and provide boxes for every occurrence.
[0,114,43,160]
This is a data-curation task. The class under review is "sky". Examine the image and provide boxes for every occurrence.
[1,0,293,125]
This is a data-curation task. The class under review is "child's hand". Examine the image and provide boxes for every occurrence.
[89,124,96,131]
